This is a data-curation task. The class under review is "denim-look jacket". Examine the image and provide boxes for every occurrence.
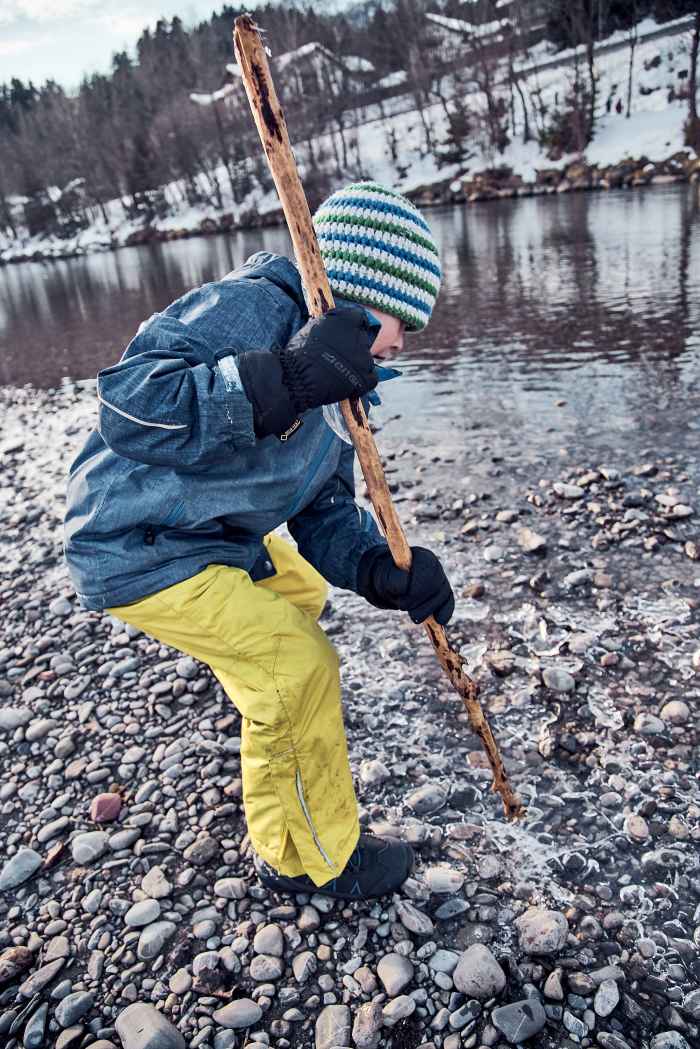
[64,251,390,611]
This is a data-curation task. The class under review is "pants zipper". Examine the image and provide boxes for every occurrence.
[295,769,337,872]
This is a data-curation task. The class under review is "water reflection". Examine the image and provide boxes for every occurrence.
[1,186,699,456]
[0,227,292,388]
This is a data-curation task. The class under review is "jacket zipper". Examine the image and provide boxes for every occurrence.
[285,428,336,520]
[280,418,303,442]
[295,769,337,872]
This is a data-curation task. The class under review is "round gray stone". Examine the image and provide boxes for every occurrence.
[435,897,469,920]
[377,953,413,996]
[183,835,218,865]
[596,1034,633,1049]
[55,991,94,1028]
[212,998,262,1029]
[125,900,161,928]
[0,706,32,731]
[141,867,172,899]
[428,949,460,974]
[137,921,177,960]
[543,970,563,1000]
[169,969,191,994]
[453,944,506,999]
[71,832,108,865]
[682,989,700,1019]
[554,482,584,499]
[405,783,446,815]
[395,899,434,936]
[56,1031,90,1049]
[659,700,690,725]
[175,657,198,679]
[0,848,42,890]
[253,923,283,957]
[634,712,665,736]
[315,1004,351,1049]
[383,994,416,1027]
[594,978,620,1017]
[492,998,547,1044]
[292,950,317,983]
[424,866,464,894]
[213,877,247,900]
[360,759,391,785]
[515,907,568,954]
[25,717,59,741]
[22,1002,48,1047]
[49,595,73,616]
[352,1001,382,1048]
[115,1002,186,1049]
[542,667,575,692]
[249,954,283,981]
[650,1035,691,1049]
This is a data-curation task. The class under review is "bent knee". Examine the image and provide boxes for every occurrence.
[295,627,339,679]
[273,627,340,710]
[303,576,329,621]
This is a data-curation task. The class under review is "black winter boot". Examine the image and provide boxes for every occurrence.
[254,834,414,900]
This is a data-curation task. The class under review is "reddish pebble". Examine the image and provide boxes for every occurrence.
[90,793,122,823]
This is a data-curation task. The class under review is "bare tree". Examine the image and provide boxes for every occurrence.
[464,1,510,155]
[626,3,639,119]
[505,1,535,143]
[541,0,598,155]
[687,11,700,149]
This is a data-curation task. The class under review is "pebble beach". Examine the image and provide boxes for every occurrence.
[0,381,698,1049]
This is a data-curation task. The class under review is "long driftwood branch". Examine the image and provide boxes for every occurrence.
[232,14,524,820]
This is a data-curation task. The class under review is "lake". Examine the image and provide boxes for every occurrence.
[2,186,699,461]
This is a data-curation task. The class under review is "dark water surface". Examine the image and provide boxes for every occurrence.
[2,186,699,458]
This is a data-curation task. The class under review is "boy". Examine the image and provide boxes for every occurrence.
[64,181,454,899]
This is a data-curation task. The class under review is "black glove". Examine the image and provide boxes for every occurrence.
[357,546,455,625]
[236,307,379,439]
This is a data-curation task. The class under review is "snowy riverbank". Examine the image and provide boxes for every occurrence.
[1,15,698,267]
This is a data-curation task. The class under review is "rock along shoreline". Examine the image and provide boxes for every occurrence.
[2,148,699,268]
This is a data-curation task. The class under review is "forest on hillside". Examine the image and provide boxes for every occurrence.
[1,0,698,243]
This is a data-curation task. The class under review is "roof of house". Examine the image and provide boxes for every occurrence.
[189,83,238,106]
[226,41,374,79]
[426,11,511,38]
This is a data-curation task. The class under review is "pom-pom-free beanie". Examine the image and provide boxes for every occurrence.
[312,181,441,332]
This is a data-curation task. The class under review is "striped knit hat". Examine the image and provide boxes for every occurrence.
[312,181,441,332]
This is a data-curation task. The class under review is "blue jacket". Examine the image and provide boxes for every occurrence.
[64,252,389,611]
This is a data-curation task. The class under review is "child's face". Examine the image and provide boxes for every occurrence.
[364,307,405,361]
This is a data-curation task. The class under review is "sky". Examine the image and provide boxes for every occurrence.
[0,0,245,91]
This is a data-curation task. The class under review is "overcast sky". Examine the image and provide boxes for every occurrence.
[0,1,247,91]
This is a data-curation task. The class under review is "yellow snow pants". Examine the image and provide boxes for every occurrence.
[108,533,360,886]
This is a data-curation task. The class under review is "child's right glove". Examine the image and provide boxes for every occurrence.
[236,306,379,439]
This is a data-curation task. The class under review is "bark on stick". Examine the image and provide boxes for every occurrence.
[233,14,524,820]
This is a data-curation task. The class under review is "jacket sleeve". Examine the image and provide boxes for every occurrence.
[96,315,257,468]
[288,442,388,592]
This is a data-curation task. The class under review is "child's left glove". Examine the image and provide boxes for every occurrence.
[237,306,379,439]
[356,546,455,625]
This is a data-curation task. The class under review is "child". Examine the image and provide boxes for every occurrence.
[64,181,453,899]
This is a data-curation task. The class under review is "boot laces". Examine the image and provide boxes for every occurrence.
[347,845,363,872]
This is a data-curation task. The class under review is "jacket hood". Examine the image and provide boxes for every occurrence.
[233,251,308,316]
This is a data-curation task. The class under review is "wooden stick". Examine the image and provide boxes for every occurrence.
[233,15,524,821]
